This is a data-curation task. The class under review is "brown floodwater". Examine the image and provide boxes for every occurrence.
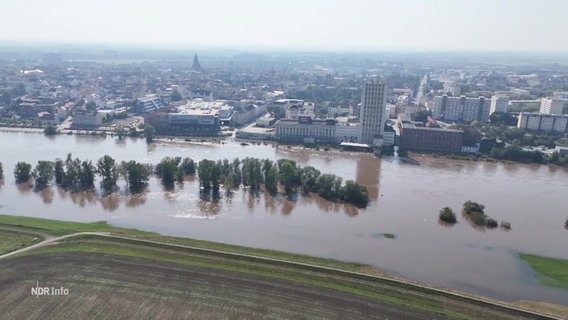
[1,131,567,305]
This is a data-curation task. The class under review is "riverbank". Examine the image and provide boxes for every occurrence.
[1,214,565,319]
[1,129,568,308]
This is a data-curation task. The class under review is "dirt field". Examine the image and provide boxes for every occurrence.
[0,253,452,320]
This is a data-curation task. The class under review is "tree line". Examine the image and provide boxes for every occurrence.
[13,154,151,194]
[194,157,370,207]
[9,156,370,207]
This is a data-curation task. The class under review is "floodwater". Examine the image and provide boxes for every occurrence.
[1,131,567,305]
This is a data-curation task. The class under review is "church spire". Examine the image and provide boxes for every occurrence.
[191,53,202,72]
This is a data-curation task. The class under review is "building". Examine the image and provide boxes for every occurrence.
[136,95,163,113]
[540,98,566,115]
[433,95,491,123]
[508,99,541,111]
[191,53,202,72]
[275,117,336,144]
[490,95,509,115]
[335,123,361,143]
[398,122,463,153]
[360,81,387,146]
[72,110,99,128]
[517,113,568,133]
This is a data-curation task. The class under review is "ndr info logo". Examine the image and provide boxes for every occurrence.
[31,281,69,297]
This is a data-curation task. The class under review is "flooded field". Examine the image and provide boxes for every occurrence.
[1,131,567,305]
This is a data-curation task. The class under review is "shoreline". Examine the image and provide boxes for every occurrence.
[1,214,566,319]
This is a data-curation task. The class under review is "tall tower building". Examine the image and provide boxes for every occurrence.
[191,53,202,72]
[360,80,387,146]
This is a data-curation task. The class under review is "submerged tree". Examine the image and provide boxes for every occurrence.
[14,161,32,184]
[342,180,369,208]
[155,157,182,188]
[32,160,54,190]
[180,157,196,176]
[278,159,299,193]
[439,207,457,224]
[121,161,150,193]
[54,159,65,185]
[97,155,119,192]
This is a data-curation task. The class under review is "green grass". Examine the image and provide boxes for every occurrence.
[520,253,568,289]
[0,214,368,272]
[0,215,556,319]
[0,229,42,254]
[23,238,470,319]
[0,215,118,237]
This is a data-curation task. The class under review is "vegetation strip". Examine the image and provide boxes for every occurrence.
[5,231,562,319]
[0,215,563,319]
[520,254,568,290]
[12,154,370,207]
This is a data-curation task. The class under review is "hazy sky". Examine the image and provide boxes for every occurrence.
[1,0,567,51]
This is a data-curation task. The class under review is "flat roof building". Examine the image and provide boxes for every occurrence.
[517,112,568,133]
[275,117,336,144]
[399,122,463,153]
[434,95,491,123]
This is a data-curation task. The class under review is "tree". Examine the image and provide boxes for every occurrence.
[62,154,82,191]
[14,162,32,184]
[53,159,65,185]
[197,159,215,190]
[316,173,342,199]
[97,155,118,192]
[0,162,3,180]
[411,110,432,123]
[278,159,298,193]
[439,207,457,223]
[156,157,181,188]
[489,112,516,126]
[121,161,149,193]
[463,200,485,214]
[264,166,278,194]
[32,161,54,190]
[44,125,57,136]
[298,166,321,193]
[486,218,498,228]
[144,125,156,143]
[170,89,182,102]
[80,161,96,191]
[342,180,369,207]
[181,157,196,175]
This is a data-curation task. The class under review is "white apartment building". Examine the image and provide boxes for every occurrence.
[517,113,568,132]
[490,95,509,115]
[360,81,387,146]
[540,98,566,115]
[434,95,491,122]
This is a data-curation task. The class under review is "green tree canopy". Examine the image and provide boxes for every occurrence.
[14,162,32,184]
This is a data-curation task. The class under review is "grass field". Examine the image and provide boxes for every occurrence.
[0,214,565,319]
[0,229,42,254]
[0,214,370,273]
[520,254,568,289]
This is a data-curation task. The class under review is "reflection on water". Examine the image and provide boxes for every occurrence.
[38,187,54,204]
[125,192,147,208]
[356,155,380,200]
[2,132,568,305]
[16,182,33,195]
[100,193,120,212]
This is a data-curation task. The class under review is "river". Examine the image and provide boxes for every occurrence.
[1,131,567,305]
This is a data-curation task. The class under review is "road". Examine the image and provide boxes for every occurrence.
[0,232,110,260]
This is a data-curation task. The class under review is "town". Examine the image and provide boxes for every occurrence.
[1,49,568,165]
